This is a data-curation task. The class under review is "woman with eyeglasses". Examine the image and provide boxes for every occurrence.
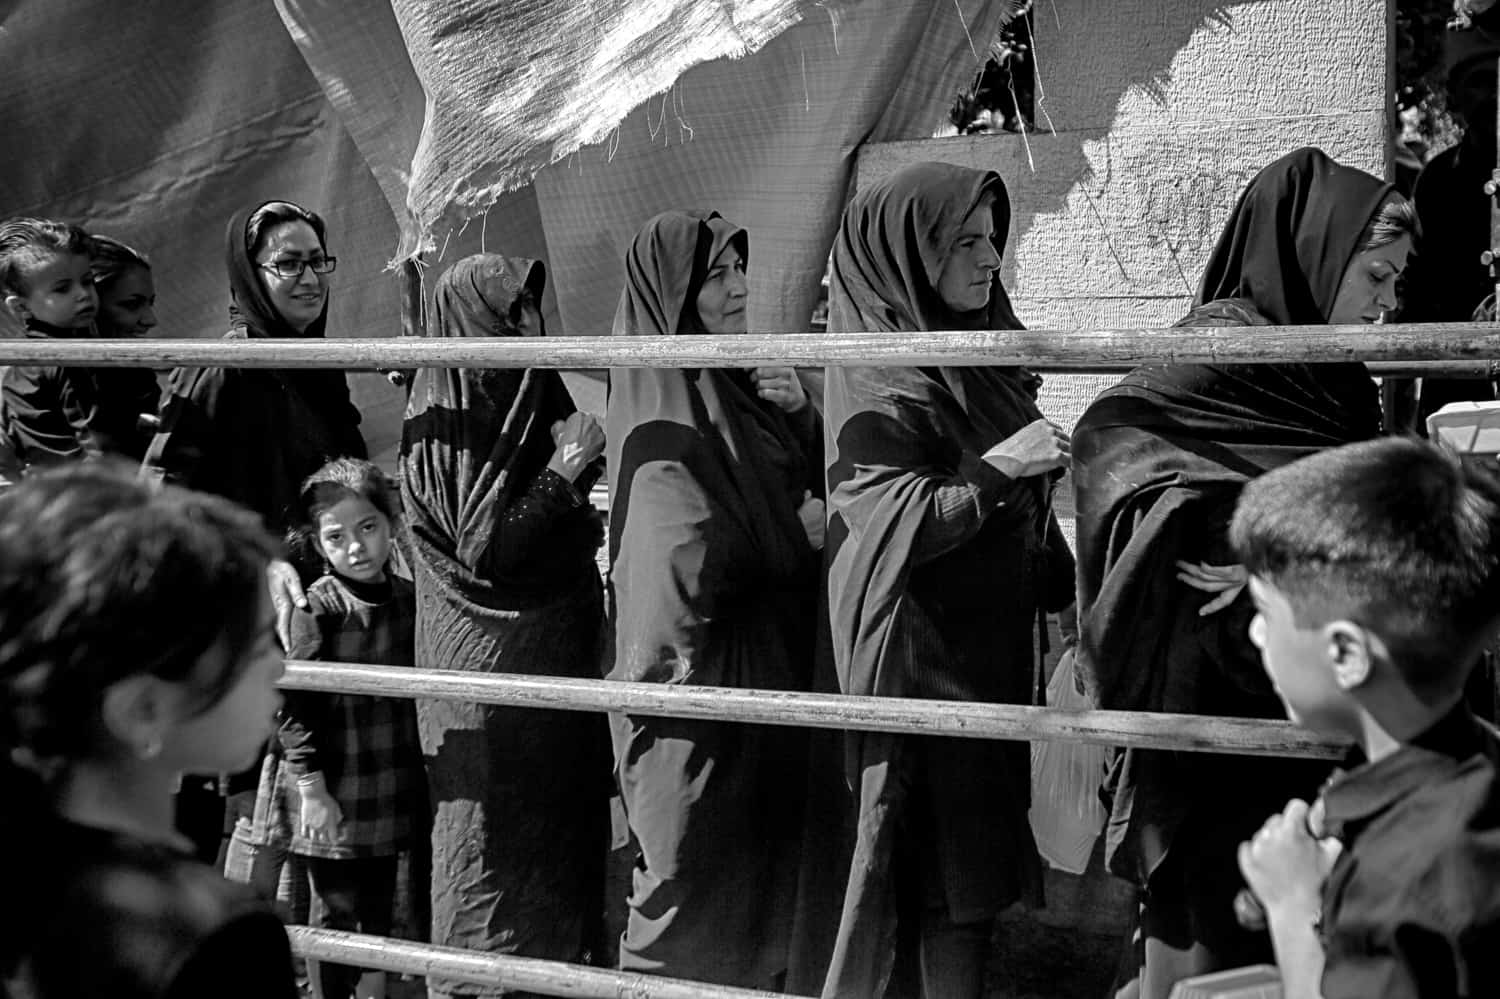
[143,200,367,882]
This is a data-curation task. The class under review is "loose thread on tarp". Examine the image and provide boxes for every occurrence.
[953,0,981,61]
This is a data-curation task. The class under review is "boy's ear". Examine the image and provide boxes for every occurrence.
[1324,619,1374,691]
[4,293,30,322]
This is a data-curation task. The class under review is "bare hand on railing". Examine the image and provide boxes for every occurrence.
[1176,561,1248,616]
[268,559,308,650]
[982,419,1071,479]
[798,490,826,551]
[751,366,808,414]
[547,412,605,483]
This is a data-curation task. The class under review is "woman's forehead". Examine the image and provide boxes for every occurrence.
[258,221,323,257]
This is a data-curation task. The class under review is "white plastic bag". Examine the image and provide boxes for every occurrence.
[1028,647,1109,874]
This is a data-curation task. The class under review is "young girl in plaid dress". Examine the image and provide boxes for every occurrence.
[275,457,425,999]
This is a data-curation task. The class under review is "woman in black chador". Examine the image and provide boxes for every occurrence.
[1073,147,1414,999]
[818,162,1074,999]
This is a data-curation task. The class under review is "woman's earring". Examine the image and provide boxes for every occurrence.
[138,736,163,761]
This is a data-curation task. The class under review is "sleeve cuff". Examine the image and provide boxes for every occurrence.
[958,450,1012,510]
[536,467,586,508]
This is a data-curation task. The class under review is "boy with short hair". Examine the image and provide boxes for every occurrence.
[1230,436,1500,998]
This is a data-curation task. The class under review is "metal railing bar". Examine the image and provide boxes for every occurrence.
[287,927,785,999]
[0,324,1496,370]
[281,661,1344,759]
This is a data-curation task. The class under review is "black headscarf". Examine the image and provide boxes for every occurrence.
[224,203,360,434]
[1075,147,1393,712]
[605,209,815,686]
[1198,147,1396,326]
[401,254,586,601]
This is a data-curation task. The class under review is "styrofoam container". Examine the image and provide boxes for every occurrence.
[1167,964,1282,999]
[1427,401,1500,456]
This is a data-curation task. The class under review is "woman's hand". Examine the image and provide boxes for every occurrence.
[297,774,343,842]
[547,412,606,483]
[267,559,308,649]
[1175,560,1249,616]
[982,419,1070,479]
[797,490,826,551]
[751,367,808,414]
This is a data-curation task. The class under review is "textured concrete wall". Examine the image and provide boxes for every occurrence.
[856,0,1389,533]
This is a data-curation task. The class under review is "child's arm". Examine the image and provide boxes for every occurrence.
[275,598,344,838]
[2,366,95,467]
[1239,798,1343,999]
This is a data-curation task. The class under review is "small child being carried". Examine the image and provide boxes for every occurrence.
[0,218,156,473]
[262,457,426,999]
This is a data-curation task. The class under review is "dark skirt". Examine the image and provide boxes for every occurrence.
[609,592,812,990]
[416,571,612,999]
[612,711,808,990]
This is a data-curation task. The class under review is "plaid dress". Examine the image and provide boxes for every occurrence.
[268,574,426,859]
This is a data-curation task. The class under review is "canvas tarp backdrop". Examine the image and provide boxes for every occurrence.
[0,0,1010,461]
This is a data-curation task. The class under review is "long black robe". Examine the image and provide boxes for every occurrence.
[605,211,822,989]
[1073,147,1390,961]
[819,162,1072,999]
[400,255,610,998]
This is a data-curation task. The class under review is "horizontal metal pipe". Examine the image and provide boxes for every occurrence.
[288,928,783,998]
[281,661,1345,759]
[0,324,1496,369]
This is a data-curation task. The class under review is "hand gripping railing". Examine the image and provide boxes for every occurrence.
[3,326,1476,994]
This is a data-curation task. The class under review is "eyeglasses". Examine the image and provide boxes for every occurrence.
[259,256,337,280]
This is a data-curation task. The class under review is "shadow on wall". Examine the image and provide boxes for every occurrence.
[863,1,1288,303]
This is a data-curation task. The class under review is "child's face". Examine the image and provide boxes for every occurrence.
[163,590,285,775]
[1247,576,1359,735]
[317,495,391,583]
[6,251,97,329]
[97,265,157,337]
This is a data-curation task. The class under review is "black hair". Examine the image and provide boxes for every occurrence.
[1356,197,1417,253]
[290,458,399,579]
[0,462,278,775]
[89,233,152,288]
[0,462,277,973]
[1231,437,1500,700]
[245,200,328,260]
[300,457,398,525]
[0,217,92,297]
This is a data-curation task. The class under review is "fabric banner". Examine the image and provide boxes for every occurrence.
[276,0,1012,401]
[3,0,1013,461]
